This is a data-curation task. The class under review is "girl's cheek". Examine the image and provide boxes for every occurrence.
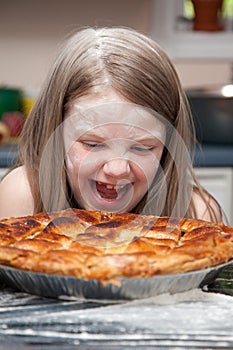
[66,154,75,172]
[66,150,79,170]
[66,146,102,176]
[66,146,83,174]
[132,154,160,181]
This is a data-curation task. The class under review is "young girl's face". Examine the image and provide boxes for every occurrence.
[63,89,166,213]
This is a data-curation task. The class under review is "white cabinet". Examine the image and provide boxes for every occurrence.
[194,167,233,226]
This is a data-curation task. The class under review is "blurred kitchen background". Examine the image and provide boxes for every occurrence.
[0,0,233,224]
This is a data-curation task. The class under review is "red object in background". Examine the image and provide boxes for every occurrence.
[191,0,224,31]
[2,112,24,137]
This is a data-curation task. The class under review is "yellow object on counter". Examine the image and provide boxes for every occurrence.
[0,122,10,144]
[22,97,35,117]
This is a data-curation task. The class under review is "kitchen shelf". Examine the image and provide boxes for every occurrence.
[150,0,233,60]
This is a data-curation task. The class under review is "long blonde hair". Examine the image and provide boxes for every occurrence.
[18,26,221,220]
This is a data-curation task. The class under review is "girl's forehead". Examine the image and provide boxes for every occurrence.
[81,123,156,141]
[65,100,166,141]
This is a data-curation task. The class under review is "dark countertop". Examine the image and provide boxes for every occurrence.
[193,144,233,167]
[0,264,232,349]
[0,282,233,349]
[1,143,233,168]
[0,143,19,168]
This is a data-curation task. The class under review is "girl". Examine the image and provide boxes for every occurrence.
[0,27,223,222]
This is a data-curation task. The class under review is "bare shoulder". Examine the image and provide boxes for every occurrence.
[0,166,34,219]
[191,188,223,222]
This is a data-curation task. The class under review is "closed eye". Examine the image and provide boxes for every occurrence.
[81,141,106,149]
[131,145,155,153]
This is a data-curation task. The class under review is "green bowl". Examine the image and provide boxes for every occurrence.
[0,87,23,119]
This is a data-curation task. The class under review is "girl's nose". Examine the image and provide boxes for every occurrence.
[103,158,131,178]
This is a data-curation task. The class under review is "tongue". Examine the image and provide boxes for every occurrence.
[96,182,118,199]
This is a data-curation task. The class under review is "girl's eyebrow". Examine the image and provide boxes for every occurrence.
[79,133,161,144]
[78,126,165,142]
[79,131,105,140]
[132,136,161,142]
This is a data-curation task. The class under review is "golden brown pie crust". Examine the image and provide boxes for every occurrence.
[0,208,232,283]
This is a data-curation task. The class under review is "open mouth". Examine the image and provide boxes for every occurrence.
[93,180,130,201]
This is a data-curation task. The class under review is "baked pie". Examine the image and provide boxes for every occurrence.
[0,208,232,283]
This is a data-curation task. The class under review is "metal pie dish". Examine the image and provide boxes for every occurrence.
[0,261,232,301]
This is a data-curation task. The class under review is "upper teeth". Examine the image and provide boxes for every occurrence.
[97,182,125,190]
[106,184,115,189]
